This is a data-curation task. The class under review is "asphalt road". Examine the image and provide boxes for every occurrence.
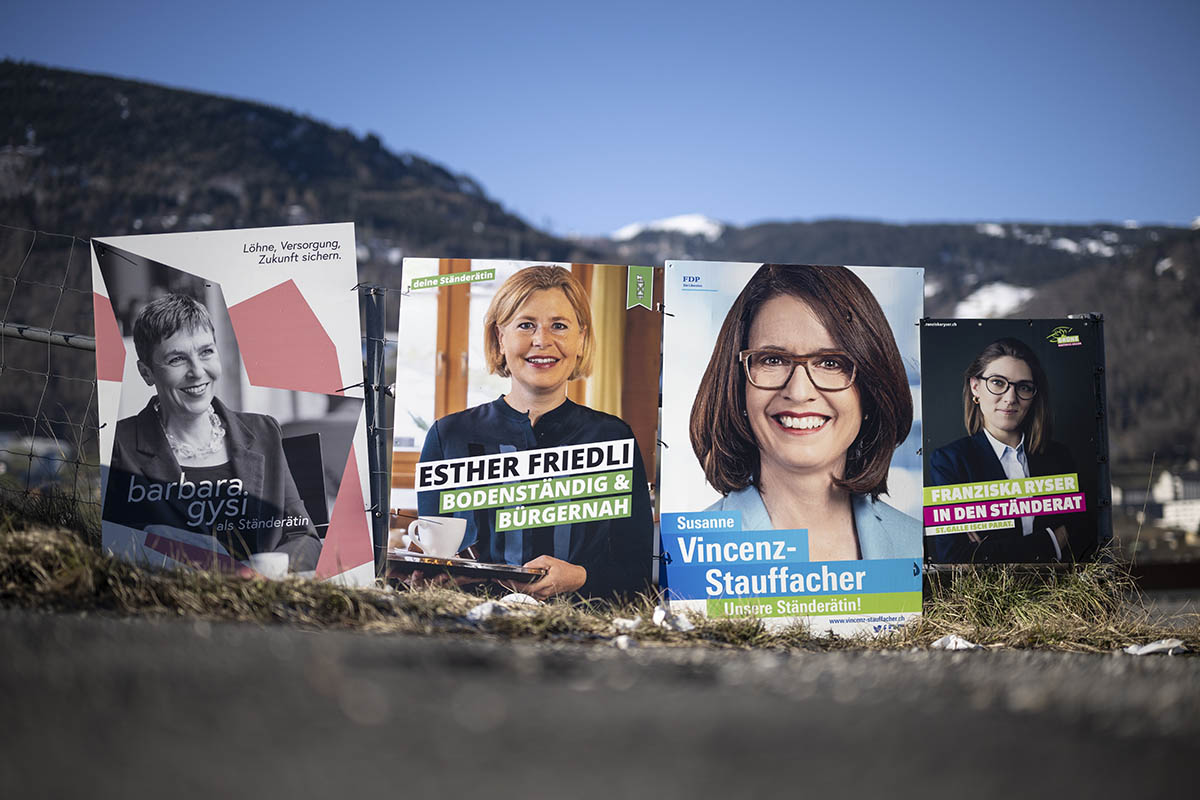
[2,608,1197,799]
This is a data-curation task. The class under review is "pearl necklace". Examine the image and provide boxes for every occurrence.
[155,399,226,459]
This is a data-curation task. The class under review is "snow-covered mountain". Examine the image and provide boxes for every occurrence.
[611,213,725,243]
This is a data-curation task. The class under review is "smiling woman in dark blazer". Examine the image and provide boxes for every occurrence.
[105,294,321,571]
[927,337,1093,564]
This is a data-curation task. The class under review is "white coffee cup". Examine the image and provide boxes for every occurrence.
[402,516,467,558]
[249,552,289,580]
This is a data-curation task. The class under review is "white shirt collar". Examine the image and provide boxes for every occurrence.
[982,428,1025,462]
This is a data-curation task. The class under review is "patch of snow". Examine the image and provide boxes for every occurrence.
[924,277,942,299]
[954,282,1035,318]
[386,247,403,265]
[1050,238,1080,254]
[975,223,1006,238]
[1155,257,1174,276]
[1101,230,1120,244]
[612,213,725,242]
[1192,216,1200,230]
[1013,228,1048,246]
[1123,219,1140,229]
[1081,238,1115,257]
[355,244,370,262]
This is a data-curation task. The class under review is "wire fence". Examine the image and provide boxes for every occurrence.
[0,224,399,560]
[0,224,100,514]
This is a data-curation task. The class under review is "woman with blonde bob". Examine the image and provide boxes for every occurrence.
[690,264,920,561]
[417,265,653,599]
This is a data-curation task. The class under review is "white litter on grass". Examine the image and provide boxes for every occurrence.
[1123,639,1187,656]
[499,592,542,607]
[931,634,983,651]
[465,601,508,622]
[613,635,637,650]
[465,593,544,622]
[652,605,696,632]
[612,617,643,632]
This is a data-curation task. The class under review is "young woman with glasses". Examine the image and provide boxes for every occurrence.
[689,264,920,561]
[927,337,1086,563]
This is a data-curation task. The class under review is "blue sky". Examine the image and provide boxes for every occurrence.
[5,0,1199,235]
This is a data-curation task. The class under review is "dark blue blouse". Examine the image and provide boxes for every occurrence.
[417,397,653,598]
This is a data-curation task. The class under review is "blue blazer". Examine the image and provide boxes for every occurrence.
[106,397,322,571]
[706,485,922,560]
[927,430,1091,564]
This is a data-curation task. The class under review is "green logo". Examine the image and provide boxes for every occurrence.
[1047,326,1081,347]
[626,266,653,310]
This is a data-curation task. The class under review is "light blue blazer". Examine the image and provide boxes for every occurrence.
[705,486,922,560]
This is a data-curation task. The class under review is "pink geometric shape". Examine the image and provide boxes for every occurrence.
[228,280,344,394]
[315,446,373,579]
[93,292,126,381]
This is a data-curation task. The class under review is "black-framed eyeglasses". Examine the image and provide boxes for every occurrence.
[979,374,1037,400]
[738,349,856,391]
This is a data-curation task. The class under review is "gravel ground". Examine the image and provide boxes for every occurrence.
[2,608,1197,799]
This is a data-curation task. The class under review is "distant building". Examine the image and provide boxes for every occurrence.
[1116,466,1200,533]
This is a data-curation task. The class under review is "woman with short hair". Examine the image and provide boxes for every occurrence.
[107,293,321,571]
[690,264,920,561]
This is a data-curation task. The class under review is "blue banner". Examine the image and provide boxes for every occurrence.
[667,557,922,601]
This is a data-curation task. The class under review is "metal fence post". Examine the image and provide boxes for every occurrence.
[361,285,390,572]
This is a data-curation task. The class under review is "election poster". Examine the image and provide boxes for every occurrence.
[658,262,924,635]
[92,224,373,585]
[921,317,1111,563]
[391,259,661,600]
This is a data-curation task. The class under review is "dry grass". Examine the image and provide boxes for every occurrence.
[2,506,1197,652]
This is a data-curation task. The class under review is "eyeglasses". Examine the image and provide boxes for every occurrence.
[979,374,1037,400]
[738,349,856,391]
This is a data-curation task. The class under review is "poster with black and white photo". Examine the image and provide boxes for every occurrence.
[92,224,372,584]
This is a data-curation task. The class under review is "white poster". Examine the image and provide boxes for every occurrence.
[91,224,373,585]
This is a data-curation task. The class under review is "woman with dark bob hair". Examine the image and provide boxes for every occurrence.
[417,265,653,600]
[927,337,1090,563]
[690,264,920,561]
[106,294,322,571]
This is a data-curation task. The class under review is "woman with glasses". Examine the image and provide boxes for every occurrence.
[690,264,920,561]
[927,337,1083,563]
